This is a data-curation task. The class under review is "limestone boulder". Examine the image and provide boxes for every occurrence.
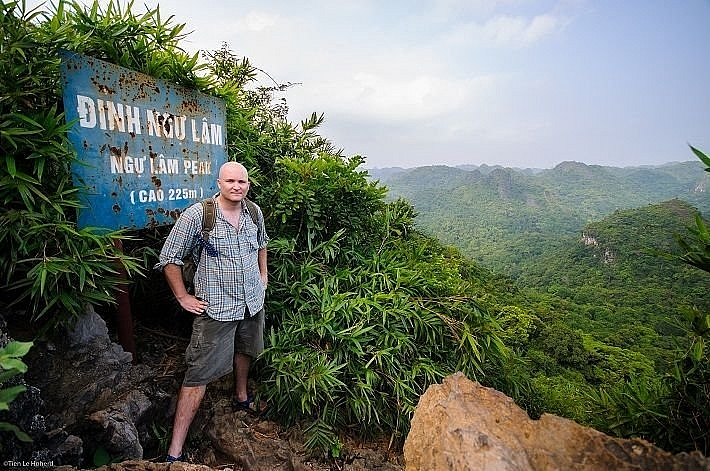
[404,372,710,471]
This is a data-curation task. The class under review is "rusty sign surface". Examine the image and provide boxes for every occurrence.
[59,50,227,230]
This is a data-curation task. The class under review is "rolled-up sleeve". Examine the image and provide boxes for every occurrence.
[254,205,269,249]
[154,203,202,271]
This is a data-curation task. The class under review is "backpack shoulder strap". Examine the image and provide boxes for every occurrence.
[200,197,217,239]
[243,197,259,225]
[243,197,264,241]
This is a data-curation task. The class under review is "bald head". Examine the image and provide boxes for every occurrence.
[219,161,248,180]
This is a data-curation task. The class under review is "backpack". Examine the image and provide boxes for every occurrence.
[182,197,260,293]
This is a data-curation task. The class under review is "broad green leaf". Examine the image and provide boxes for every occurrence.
[0,422,32,442]
[0,385,27,407]
[1,341,33,358]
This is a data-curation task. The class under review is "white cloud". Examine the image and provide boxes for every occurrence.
[22,0,709,169]
[233,11,279,33]
[446,13,564,46]
[287,72,500,124]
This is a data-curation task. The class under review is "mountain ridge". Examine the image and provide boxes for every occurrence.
[370,160,709,274]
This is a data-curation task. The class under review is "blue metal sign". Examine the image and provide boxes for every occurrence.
[59,51,227,230]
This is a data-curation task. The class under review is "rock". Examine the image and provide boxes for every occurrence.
[205,398,298,471]
[67,305,110,347]
[87,410,142,459]
[94,461,216,470]
[6,305,169,467]
[403,372,710,471]
[85,389,155,459]
[67,304,132,366]
[343,447,403,471]
[52,434,84,463]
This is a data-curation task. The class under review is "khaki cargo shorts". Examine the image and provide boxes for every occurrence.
[182,307,265,387]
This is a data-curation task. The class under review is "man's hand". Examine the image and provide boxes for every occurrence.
[177,294,210,316]
[164,264,209,315]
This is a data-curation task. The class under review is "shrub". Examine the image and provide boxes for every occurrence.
[0,341,33,447]
[2,0,509,455]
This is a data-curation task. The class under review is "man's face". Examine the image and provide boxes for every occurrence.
[217,165,249,202]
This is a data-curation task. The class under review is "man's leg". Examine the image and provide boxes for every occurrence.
[168,384,206,458]
[234,352,251,402]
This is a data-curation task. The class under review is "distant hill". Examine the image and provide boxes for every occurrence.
[370,160,710,275]
[518,199,709,306]
[514,199,710,363]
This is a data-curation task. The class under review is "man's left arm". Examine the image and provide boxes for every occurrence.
[258,247,268,288]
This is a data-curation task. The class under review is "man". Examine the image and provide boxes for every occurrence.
[155,161,269,462]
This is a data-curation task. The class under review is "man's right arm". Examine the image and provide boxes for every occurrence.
[154,203,209,315]
[163,263,208,315]
[163,263,189,301]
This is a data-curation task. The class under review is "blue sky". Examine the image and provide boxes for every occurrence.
[31,0,710,169]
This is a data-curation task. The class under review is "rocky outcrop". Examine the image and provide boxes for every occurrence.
[3,305,401,470]
[58,462,216,471]
[172,381,403,471]
[205,398,308,470]
[3,305,170,467]
[8,308,709,471]
[404,372,710,471]
[0,313,84,465]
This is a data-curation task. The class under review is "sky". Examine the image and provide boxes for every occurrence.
[31,0,710,169]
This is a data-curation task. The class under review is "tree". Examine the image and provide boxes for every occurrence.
[1,0,508,455]
[655,146,710,454]
[599,146,710,454]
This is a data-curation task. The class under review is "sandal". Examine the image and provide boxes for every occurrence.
[232,393,268,416]
[165,453,184,463]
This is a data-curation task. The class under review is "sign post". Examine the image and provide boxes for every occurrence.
[60,51,228,356]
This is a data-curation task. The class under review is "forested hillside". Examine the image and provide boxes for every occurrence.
[519,200,709,365]
[371,161,710,275]
[371,163,710,366]
[372,160,710,453]
[1,0,708,463]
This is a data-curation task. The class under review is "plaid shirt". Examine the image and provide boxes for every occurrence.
[155,198,269,321]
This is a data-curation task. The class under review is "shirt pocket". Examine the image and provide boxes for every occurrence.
[207,227,232,257]
[244,220,260,250]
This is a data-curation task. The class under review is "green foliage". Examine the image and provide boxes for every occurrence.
[249,141,507,448]
[431,160,708,451]
[500,200,708,374]
[581,336,657,386]
[657,307,710,453]
[690,145,710,170]
[496,306,542,354]
[0,0,172,325]
[585,376,667,440]
[674,213,710,274]
[150,422,170,457]
[645,146,710,455]
[529,374,590,422]
[267,153,386,251]
[0,341,33,444]
[597,306,710,454]
[534,323,589,369]
[582,147,710,454]
[92,445,122,466]
[377,163,710,414]
[261,184,506,448]
[2,0,511,455]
